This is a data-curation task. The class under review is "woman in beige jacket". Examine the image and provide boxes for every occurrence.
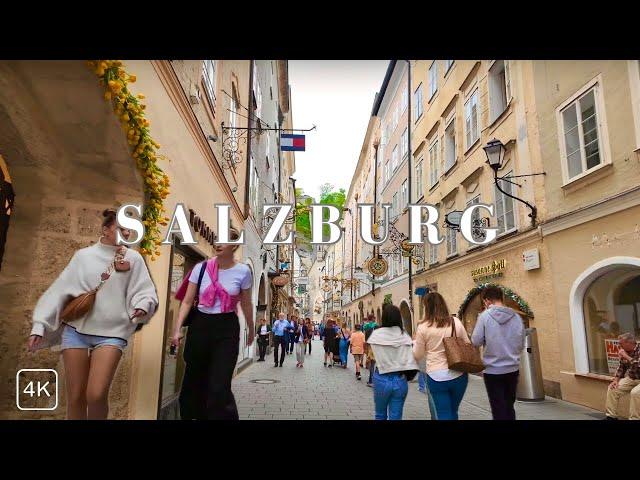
[413,292,470,420]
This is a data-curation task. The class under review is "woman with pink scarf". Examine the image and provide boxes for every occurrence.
[171,228,254,420]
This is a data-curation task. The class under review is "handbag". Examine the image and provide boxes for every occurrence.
[60,246,126,322]
[443,317,485,373]
[183,260,207,328]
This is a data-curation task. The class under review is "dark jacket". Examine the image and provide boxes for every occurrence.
[294,324,309,343]
[256,323,271,335]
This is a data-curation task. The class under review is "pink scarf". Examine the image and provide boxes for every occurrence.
[175,258,240,313]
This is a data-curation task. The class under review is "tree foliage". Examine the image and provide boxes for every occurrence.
[295,184,346,247]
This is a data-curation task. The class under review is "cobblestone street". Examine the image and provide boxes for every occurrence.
[233,339,603,420]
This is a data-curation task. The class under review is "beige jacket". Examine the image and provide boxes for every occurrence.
[413,317,470,373]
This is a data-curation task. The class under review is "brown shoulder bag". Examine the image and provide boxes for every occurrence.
[443,317,485,373]
[60,246,126,322]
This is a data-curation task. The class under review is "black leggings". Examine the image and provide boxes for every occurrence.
[179,311,239,420]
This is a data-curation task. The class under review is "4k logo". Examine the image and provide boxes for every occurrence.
[16,369,58,411]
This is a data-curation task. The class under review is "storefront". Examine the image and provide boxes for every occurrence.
[544,201,640,414]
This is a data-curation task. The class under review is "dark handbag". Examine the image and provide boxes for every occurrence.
[443,317,485,373]
[183,260,207,328]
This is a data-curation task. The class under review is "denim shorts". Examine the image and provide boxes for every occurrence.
[60,324,128,352]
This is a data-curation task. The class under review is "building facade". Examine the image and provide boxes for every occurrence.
[0,59,297,420]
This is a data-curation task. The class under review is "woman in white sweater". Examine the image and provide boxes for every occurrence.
[27,209,158,420]
[367,304,419,420]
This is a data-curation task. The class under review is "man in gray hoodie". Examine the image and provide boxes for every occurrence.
[471,286,525,420]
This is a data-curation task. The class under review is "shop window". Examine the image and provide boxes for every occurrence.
[583,267,640,375]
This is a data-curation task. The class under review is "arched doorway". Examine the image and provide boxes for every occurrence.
[399,300,413,336]
[376,307,381,322]
[0,154,14,270]
[458,283,534,337]
[570,257,640,375]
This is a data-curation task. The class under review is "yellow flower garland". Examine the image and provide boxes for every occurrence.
[87,60,170,261]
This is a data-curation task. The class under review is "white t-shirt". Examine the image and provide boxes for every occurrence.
[188,261,252,314]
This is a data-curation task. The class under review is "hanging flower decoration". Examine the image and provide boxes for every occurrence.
[87,60,170,261]
[458,282,534,319]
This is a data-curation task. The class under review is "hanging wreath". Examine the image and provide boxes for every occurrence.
[457,282,534,319]
[87,60,170,261]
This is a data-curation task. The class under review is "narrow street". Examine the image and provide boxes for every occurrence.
[233,339,603,420]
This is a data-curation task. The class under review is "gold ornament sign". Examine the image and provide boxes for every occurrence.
[368,257,388,276]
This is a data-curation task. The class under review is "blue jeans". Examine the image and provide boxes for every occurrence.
[373,370,408,420]
[418,371,427,391]
[426,373,468,420]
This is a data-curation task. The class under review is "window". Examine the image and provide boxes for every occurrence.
[401,128,408,159]
[465,89,479,150]
[229,93,238,131]
[251,166,260,220]
[402,88,408,113]
[202,60,217,109]
[414,84,423,122]
[488,60,512,123]
[444,60,454,74]
[252,61,262,119]
[384,160,390,187]
[446,215,457,257]
[583,268,640,375]
[429,61,438,99]
[444,116,456,172]
[392,193,399,219]
[393,106,399,131]
[429,138,439,188]
[392,145,399,171]
[401,180,408,209]
[429,242,438,265]
[495,170,516,234]
[415,158,424,201]
[559,85,603,181]
[466,195,483,243]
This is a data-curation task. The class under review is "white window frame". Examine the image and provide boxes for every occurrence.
[446,215,457,257]
[494,169,517,236]
[401,179,408,209]
[415,158,424,201]
[444,60,455,75]
[202,60,217,110]
[464,88,480,151]
[402,88,408,113]
[488,60,512,123]
[555,75,611,186]
[384,159,391,187]
[429,242,438,265]
[466,195,482,244]
[428,137,439,188]
[401,128,408,160]
[414,83,423,122]
[429,61,438,100]
[392,145,399,172]
[393,106,399,132]
[392,192,399,219]
[444,113,457,173]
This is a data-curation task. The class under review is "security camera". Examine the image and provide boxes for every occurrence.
[208,134,218,142]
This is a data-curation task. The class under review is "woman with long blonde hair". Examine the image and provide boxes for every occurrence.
[413,292,470,420]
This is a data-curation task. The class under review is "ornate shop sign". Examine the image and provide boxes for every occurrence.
[471,258,506,282]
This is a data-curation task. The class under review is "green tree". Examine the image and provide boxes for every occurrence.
[295,184,346,246]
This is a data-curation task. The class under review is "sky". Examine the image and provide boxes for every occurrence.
[288,60,389,201]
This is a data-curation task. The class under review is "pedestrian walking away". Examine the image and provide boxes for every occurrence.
[272,312,290,367]
[350,324,365,380]
[323,319,337,367]
[172,227,254,420]
[413,292,470,421]
[604,332,640,420]
[28,209,159,420]
[256,317,271,362]
[471,286,525,421]
[367,304,419,420]
[339,323,350,369]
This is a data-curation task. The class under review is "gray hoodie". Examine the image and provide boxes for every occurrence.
[471,305,525,375]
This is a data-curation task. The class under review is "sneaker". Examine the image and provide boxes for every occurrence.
[328,364,333,368]
[280,363,284,367]
[366,383,373,387]
[324,362,327,367]
[274,363,278,367]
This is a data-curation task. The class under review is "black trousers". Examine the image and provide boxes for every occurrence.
[287,333,295,353]
[483,370,519,420]
[179,311,240,420]
[257,335,269,360]
[273,335,286,365]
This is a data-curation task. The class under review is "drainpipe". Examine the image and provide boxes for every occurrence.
[406,60,413,318]
[244,60,254,220]
[372,143,378,298]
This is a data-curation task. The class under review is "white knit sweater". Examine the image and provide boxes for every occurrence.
[30,241,159,348]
